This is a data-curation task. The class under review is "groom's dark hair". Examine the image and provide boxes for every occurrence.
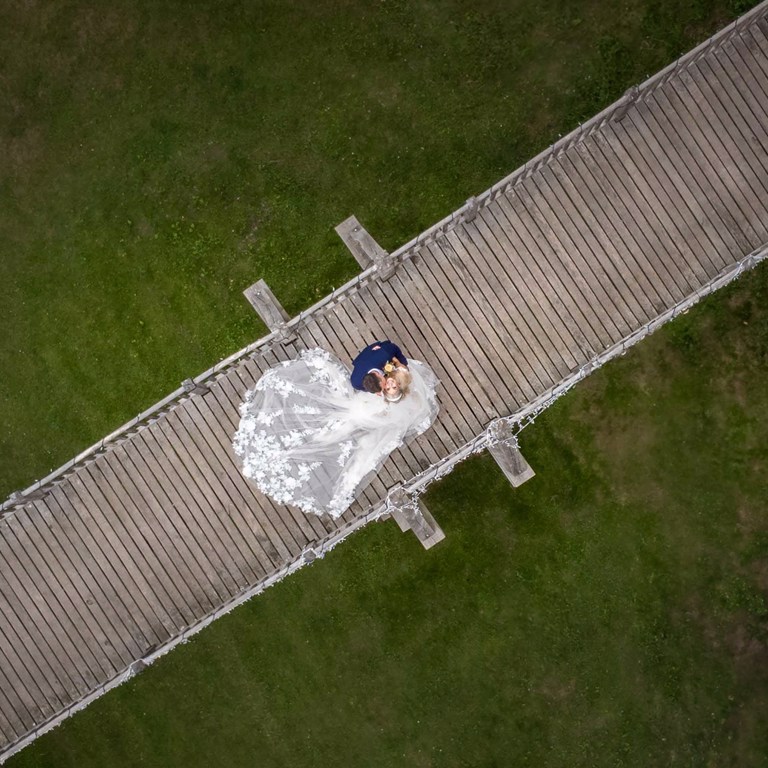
[362,373,382,394]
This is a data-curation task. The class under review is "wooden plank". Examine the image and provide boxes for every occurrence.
[0,678,23,746]
[477,201,597,361]
[46,486,157,653]
[544,153,680,312]
[473,201,594,366]
[0,568,68,718]
[444,225,565,386]
[25,499,138,664]
[430,231,545,399]
[550,144,696,305]
[658,80,768,250]
[141,418,252,592]
[0,619,50,728]
[458,217,578,379]
[717,36,768,178]
[684,51,768,182]
[589,121,723,280]
[492,191,615,351]
[650,82,763,249]
[506,180,632,340]
[0,562,74,710]
[719,35,768,145]
[528,159,653,327]
[745,21,768,93]
[114,439,229,609]
[395,253,502,422]
[335,215,387,270]
[243,279,291,331]
[177,394,284,567]
[164,405,273,577]
[2,513,108,684]
[131,427,242,599]
[627,97,752,255]
[65,473,174,645]
[201,377,304,559]
[0,538,95,702]
[95,451,210,621]
[155,405,273,577]
[74,465,184,638]
[618,103,744,263]
[413,239,526,410]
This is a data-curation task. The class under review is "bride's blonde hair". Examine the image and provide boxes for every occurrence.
[384,367,411,402]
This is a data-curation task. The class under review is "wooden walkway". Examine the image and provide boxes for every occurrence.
[2,3,768,760]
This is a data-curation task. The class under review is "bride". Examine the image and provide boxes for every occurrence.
[233,348,439,518]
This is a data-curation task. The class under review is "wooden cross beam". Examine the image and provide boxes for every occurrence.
[335,215,397,280]
[387,487,445,549]
[243,278,296,342]
[486,421,536,487]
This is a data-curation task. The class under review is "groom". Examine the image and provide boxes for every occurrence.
[350,340,408,394]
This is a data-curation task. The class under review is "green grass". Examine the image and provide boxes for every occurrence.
[3,0,767,765]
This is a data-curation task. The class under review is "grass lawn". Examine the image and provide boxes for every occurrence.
[2,0,767,765]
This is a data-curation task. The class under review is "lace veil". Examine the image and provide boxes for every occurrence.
[233,348,439,518]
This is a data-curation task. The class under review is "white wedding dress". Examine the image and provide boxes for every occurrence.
[233,348,439,518]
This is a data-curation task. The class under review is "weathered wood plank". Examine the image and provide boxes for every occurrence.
[185,394,287,566]
[591,122,723,280]
[444,226,562,388]
[75,464,185,636]
[649,84,762,249]
[427,234,545,401]
[26,499,139,663]
[131,428,242,599]
[114,439,228,608]
[2,515,106,685]
[491,192,615,351]
[89,459,197,627]
[166,404,272,584]
[507,180,632,339]
[420,238,527,408]
[554,143,696,304]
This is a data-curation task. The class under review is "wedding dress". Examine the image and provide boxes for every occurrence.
[233,348,439,518]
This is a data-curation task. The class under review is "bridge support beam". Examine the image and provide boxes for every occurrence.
[243,278,297,343]
[486,421,535,487]
[335,215,397,280]
[386,487,445,549]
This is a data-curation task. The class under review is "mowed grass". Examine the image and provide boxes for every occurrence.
[3,0,768,765]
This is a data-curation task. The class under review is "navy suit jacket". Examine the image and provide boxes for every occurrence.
[350,340,408,391]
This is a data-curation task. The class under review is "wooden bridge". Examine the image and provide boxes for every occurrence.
[2,3,768,760]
